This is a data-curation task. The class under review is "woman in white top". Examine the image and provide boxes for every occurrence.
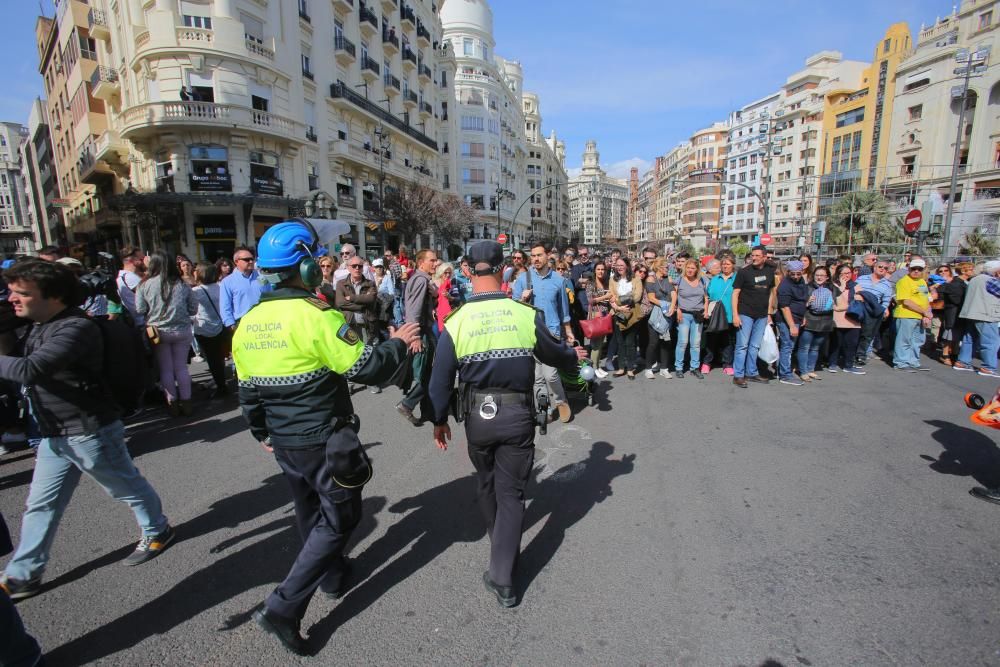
[191,261,228,398]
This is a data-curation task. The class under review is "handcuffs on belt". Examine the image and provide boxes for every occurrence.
[478,394,499,420]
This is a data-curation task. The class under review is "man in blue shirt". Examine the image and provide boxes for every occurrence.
[513,242,576,422]
[855,260,894,364]
[221,245,271,330]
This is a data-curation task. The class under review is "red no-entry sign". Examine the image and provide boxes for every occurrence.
[760,233,773,246]
[497,233,508,244]
[904,209,922,234]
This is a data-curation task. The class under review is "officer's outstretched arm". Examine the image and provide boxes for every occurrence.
[532,312,578,372]
[343,339,408,386]
[428,329,458,426]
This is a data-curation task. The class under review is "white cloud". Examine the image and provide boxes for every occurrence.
[565,157,652,181]
[606,158,652,180]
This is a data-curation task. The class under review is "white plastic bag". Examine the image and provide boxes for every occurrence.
[758,324,779,364]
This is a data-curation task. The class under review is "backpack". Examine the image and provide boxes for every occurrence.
[91,315,148,414]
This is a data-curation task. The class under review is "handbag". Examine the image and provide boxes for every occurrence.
[581,311,613,338]
[649,306,669,335]
[145,325,161,346]
[705,301,729,333]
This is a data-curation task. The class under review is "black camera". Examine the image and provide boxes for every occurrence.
[78,252,122,306]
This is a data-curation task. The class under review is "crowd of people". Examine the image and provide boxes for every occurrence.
[0,236,999,662]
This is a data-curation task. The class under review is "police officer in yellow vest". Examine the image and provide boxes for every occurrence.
[233,219,419,654]
[428,240,584,607]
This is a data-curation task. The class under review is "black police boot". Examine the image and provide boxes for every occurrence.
[253,607,308,655]
[482,571,517,608]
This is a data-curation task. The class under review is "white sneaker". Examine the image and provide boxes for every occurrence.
[659,369,673,379]
[191,355,205,363]
[644,369,655,379]
[594,368,608,379]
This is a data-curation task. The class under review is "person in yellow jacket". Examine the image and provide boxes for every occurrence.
[428,241,584,608]
[233,219,418,655]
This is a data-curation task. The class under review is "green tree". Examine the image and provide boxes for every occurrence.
[825,190,904,254]
[960,227,999,257]
[726,240,750,259]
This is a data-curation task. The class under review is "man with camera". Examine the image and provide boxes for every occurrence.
[0,260,174,601]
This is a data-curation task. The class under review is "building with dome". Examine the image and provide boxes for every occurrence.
[568,140,628,247]
[440,0,568,248]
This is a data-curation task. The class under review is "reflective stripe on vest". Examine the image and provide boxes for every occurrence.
[445,298,538,363]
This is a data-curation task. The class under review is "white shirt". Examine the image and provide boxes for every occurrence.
[117,269,143,325]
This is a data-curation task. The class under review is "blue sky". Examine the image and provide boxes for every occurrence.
[1,0,948,178]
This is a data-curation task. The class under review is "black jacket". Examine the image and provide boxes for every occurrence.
[0,307,119,437]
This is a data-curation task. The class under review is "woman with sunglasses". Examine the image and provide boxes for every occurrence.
[585,261,613,378]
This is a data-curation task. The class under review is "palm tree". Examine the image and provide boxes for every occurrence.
[825,190,903,254]
[959,227,999,257]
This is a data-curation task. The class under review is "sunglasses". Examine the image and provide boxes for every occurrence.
[341,252,354,256]
[235,257,254,262]
[349,264,364,269]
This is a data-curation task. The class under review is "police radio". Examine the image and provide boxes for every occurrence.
[535,391,549,435]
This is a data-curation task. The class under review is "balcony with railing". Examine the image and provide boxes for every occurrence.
[384,74,401,95]
[419,101,433,118]
[418,63,432,83]
[88,8,110,41]
[381,0,398,12]
[401,47,417,71]
[176,26,214,47]
[329,81,437,151]
[975,187,1000,200]
[333,0,354,13]
[361,56,381,82]
[90,66,120,101]
[335,35,357,65]
[120,101,303,144]
[245,36,275,61]
[359,3,379,37]
[416,21,431,47]
[400,4,416,29]
[402,90,418,109]
[382,29,400,54]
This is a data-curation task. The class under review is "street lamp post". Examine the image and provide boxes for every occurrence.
[509,182,566,248]
[942,46,989,257]
[374,125,392,253]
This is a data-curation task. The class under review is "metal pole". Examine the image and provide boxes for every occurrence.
[847,193,854,257]
[943,65,972,258]
[797,129,811,251]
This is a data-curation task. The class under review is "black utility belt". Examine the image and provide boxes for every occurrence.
[469,390,531,406]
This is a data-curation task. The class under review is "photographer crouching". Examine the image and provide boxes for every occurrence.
[0,260,174,601]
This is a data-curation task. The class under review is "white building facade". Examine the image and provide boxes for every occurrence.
[883,1,1000,255]
[568,140,627,247]
[0,122,38,255]
[720,94,781,245]
[70,0,457,260]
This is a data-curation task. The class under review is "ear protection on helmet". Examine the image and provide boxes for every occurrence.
[292,218,323,289]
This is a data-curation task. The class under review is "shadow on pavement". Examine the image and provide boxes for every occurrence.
[41,473,385,665]
[519,442,635,596]
[305,474,483,653]
[922,419,1000,488]
[0,468,34,492]
[125,412,248,459]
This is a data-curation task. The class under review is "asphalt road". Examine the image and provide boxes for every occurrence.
[2,357,999,666]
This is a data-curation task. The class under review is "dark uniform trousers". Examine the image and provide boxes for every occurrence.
[266,439,362,621]
[464,397,535,588]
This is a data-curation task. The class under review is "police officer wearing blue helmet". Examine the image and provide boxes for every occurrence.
[232,219,419,654]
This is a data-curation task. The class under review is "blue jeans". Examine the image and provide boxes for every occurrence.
[776,321,799,378]
[796,329,827,374]
[956,320,999,371]
[4,421,168,581]
[893,318,925,369]
[674,312,702,372]
[733,315,768,379]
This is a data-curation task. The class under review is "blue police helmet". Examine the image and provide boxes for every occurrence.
[256,221,322,271]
